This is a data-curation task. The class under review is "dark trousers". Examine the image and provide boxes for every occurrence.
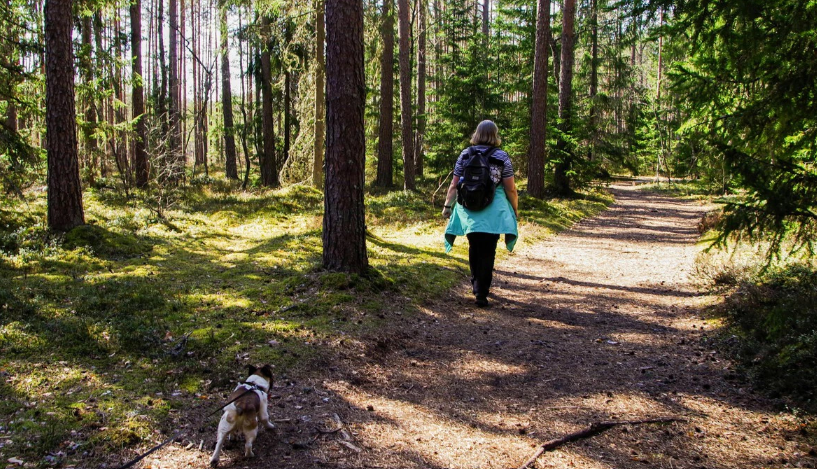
[467,232,500,298]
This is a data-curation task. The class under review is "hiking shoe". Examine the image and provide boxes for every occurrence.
[475,296,489,307]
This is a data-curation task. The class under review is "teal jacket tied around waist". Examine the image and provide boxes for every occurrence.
[444,185,518,253]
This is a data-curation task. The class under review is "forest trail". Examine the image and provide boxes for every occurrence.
[155,185,816,469]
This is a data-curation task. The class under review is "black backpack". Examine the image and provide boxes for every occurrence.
[456,146,501,211]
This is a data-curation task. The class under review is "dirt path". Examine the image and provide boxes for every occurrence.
[154,186,815,469]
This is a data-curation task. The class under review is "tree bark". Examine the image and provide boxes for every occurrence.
[553,0,576,196]
[131,0,149,187]
[527,0,550,199]
[414,0,426,178]
[588,0,598,163]
[323,0,368,273]
[79,15,99,184]
[482,0,489,36]
[220,8,238,179]
[45,0,85,231]
[375,0,394,188]
[283,20,291,169]
[397,0,414,190]
[313,0,325,189]
[169,0,183,181]
[657,7,664,102]
[259,16,278,187]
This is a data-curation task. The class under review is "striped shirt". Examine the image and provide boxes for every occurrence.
[453,145,514,185]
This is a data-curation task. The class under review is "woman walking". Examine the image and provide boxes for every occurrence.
[443,120,518,307]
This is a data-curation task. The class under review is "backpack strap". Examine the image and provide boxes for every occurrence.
[466,146,496,159]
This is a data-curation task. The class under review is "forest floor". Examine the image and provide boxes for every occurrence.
[135,184,816,469]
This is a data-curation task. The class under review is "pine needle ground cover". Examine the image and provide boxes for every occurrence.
[0,181,609,467]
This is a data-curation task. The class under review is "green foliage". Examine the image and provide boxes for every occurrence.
[713,263,817,410]
[664,0,817,256]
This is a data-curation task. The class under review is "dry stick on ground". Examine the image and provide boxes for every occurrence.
[516,417,686,469]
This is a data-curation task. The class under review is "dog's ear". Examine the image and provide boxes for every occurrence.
[247,364,257,376]
[260,364,274,381]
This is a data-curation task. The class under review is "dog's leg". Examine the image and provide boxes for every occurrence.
[259,394,275,430]
[260,406,275,430]
[244,427,258,458]
[210,413,235,467]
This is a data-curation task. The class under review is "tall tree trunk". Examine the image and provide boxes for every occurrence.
[587,0,598,162]
[238,8,252,189]
[414,0,426,178]
[313,0,325,189]
[553,0,576,196]
[45,0,85,231]
[169,0,183,181]
[397,0,414,190]
[283,20,291,168]
[112,15,130,188]
[283,69,291,168]
[482,0,489,36]
[92,14,107,177]
[3,0,18,136]
[656,7,664,102]
[220,8,238,179]
[375,0,394,187]
[323,0,368,273]
[79,15,99,184]
[259,16,278,187]
[158,0,169,147]
[312,0,325,189]
[527,0,550,199]
[131,0,149,187]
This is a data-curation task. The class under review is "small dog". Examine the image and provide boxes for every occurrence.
[210,364,275,467]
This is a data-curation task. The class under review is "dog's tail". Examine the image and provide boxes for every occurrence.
[234,403,245,416]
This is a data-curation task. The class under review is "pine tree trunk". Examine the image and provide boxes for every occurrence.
[323,0,368,273]
[313,0,325,189]
[414,0,426,178]
[92,14,107,178]
[131,0,149,187]
[283,21,291,169]
[79,15,98,184]
[588,0,598,163]
[112,15,130,187]
[3,0,18,136]
[169,0,183,181]
[158,0,169,149]
[221,8,238,179]
[657,8,664,102]
[238,8,252,189]
[45,0,85,231]
[527,0,549,199]
[284,68,291,168]
[259,16,278,187]
[397,0,414,190]
[482,0,489,36]
[554,0,576,196]
[375,0,394,187]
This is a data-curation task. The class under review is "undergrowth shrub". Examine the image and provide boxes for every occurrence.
[714,263,817,410]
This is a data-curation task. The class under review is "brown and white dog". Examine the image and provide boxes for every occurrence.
[210,364,275,467]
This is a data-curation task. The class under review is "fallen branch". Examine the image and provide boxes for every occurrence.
[431,171,453,207]
[516,417,685,469]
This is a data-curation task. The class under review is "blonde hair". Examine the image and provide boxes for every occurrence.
[470,120,502,146]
